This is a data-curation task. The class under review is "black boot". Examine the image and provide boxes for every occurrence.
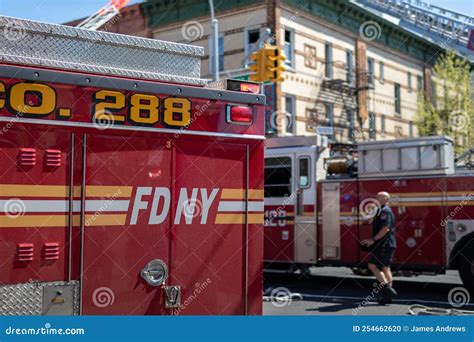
[377,285,394,305]
[386,285,398,297]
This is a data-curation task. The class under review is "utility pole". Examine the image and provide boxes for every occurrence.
[209,0,219,81]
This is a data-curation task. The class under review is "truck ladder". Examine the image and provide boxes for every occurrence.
[353,0,474,63]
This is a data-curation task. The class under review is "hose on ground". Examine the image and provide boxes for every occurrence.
[408,304,474,316]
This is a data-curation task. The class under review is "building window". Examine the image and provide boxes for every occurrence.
[264,157,292,198]
[209,36,224,72]
[325,103,334,138]
[284,29,294,68]
[394,83,401,115]
[244,28,260,65]
[417,75,423,91]
[407,72,412,92]
[381,114,386,135]
[409,121,414,137]
[347,108,355,141]
[367,57,374,86]
[369,112,376,140]
[346,50,353,85]
[285,94,296,134]
[325,42,333,79]
[379,61,384,84]
[431,81,437,107]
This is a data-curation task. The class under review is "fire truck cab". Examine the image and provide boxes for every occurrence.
[264,135,474,292]
[263,136,329,272]
[0,16,265,315]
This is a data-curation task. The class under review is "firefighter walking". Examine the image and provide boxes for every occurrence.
[362,191,398,304]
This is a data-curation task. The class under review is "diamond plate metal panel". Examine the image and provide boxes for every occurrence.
[0,281,79,316]
[0,16,206,86]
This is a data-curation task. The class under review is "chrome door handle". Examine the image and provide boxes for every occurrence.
[140,259,168,286]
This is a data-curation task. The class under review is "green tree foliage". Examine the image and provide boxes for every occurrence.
[416,50,473,155]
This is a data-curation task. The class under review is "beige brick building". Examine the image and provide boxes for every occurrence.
[141,0,445,142]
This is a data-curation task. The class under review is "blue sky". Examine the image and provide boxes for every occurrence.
[0,0,472,24]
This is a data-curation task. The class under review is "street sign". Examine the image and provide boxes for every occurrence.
[233,74,250,81]
[315,126,334,135]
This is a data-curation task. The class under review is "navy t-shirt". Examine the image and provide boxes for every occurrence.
[372,205,396,248]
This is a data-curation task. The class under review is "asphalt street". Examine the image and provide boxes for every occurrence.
[263,267,474,315]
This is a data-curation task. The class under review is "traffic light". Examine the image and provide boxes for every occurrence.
[248,44,286,83]
[263,44,286,83]
[249,48,265,82]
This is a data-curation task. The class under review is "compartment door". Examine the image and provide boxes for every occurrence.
[81,134,171,315]
[321,182,341,260]
[170,140,250,315]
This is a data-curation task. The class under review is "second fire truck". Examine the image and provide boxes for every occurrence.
[264,135,474,292]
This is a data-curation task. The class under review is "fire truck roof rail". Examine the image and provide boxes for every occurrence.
[265,135,328,149]
[0,15,206,86]
[357,135,455,178]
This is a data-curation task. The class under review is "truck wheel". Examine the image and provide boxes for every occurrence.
[458,240,474,293]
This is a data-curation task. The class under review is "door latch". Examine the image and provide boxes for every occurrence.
[163,286,181,308]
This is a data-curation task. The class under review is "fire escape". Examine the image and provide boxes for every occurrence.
[315,62,373,143]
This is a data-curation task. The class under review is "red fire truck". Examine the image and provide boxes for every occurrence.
[264,135,474,292]
[0,16,265,315]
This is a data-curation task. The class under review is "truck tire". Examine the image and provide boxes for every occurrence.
[458,240,474,293]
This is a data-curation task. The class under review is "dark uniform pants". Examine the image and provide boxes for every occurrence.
[369,245,395,269]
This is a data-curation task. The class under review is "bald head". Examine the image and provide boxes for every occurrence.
[376,191,390,205]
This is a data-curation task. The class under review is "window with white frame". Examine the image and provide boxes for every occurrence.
[346,50,353,86]
[244,28,260,66]
[367,57,374,86]
[285,94,296,134]
[209,35,224,72]
[379,61,384,84]
[325,42,333,79]
[284,29,294,68]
